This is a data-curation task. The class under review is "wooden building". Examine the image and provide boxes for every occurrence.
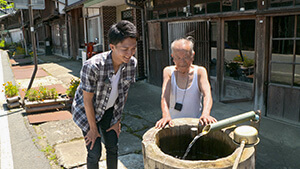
[66,1,85,60]
[82,0,146,78]
[145,0,300,125]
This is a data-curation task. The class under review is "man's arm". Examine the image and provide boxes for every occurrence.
[198,66,217,125]
[83,90,101,150]
[155,67,174,129]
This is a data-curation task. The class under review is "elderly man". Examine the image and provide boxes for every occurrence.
[155,38,217,129]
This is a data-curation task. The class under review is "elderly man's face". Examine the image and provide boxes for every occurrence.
[172,49,194,73]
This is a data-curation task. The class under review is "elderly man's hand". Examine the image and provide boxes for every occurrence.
[199,114,217,126]
[155,116,174,129]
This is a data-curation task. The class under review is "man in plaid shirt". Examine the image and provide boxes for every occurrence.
[72,20,137,169]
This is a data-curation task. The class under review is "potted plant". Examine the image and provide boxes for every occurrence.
[66,78,80,99]
[231,55,255,76]
[3,81,20,109]
[24,86,68,113]
[240,57,254,76]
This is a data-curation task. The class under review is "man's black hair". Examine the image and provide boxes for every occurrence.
[108,20,137,45]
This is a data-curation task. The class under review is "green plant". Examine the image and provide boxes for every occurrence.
[29,51,33,57]
[41,145,57,163]
[25,86,58,101]
[0,39,5,48]
[233,54,244,62]
[233,54,254,68]
[15,46,25,55]
[38,86,58,100]
[243,58,255,67]
[66,78,80,98]
[3,81,18,97]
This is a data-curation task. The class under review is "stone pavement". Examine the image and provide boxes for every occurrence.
[6,53,300,169]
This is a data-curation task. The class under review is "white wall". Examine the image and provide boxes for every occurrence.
[68,0,80,6]
[9,29,23,43]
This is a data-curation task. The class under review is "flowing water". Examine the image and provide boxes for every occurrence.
[182,131,207,159]
[158,128,234,160]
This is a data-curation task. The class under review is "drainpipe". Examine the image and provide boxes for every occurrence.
[125,0,148,80]
[64,0,70,58]
[20,9,28,55]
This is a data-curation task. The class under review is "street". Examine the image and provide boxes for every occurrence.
[0,51,51,169]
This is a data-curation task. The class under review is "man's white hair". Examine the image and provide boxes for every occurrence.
[171,38,194,54]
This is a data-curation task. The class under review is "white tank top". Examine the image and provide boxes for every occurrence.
[169,67,203,119]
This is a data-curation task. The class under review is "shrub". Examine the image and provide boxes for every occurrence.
[66,78,80,98]
[3,81,19,97]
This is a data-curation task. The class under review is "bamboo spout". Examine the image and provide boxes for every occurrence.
[202,111,259,133]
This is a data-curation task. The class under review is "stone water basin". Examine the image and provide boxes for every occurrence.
[142,118,255,169]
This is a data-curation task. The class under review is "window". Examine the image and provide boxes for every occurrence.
[168,8,177,18]
[224,20,255,83]
[210,22,218,77]
[194,3,205,15]
[158,9,167,19]
[270,15,300,87]
[87,17,103,52]
[270,0,293,8]
[222,0,237,12]
[122,10,133,22]
[207,2,220,13]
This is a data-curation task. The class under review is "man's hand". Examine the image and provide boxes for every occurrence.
[199,114,217,126]
[85,129,101,150]
[155,116,174,129]
[106,120,121,138]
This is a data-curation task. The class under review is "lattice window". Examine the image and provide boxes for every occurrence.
[122,9,133,22]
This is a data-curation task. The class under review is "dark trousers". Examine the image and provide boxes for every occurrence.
[82,107,118,169]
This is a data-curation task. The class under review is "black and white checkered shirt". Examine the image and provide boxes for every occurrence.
[72,51,137,132]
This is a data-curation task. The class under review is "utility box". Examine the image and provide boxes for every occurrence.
[45,40,52,55]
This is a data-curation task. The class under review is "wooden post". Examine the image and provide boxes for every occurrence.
[254,16,267,116]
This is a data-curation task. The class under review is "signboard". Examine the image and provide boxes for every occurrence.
[14,0,45,10]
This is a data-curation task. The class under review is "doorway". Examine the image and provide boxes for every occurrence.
[220,19,256,102]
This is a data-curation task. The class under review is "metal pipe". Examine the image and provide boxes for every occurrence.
[202,111,259,133]
[20,9,28,55]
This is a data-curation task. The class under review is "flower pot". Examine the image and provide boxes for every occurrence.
[7,102,21,109]
[6,95,21,109]
[24,96,72,113]
[6,95,20,103]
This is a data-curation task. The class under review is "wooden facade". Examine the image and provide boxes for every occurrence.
[145,0,300,125]
[83,0,145,79]
[67,5,85,59]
